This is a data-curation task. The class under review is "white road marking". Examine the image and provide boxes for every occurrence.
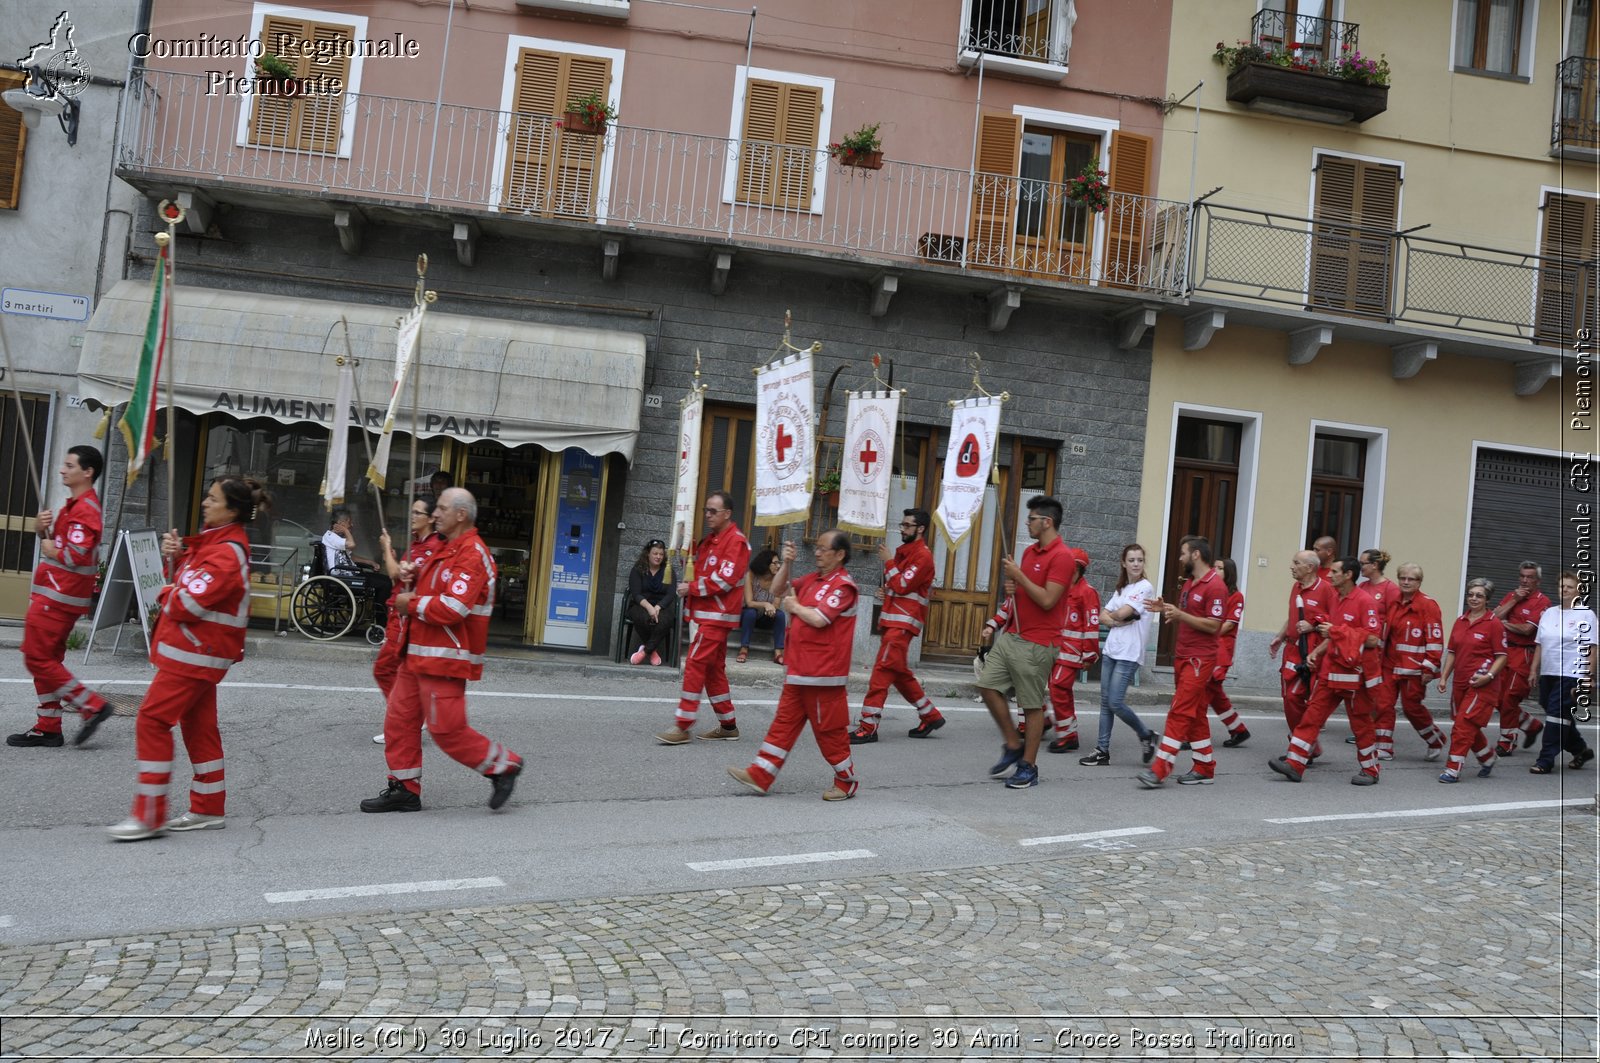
[1266,798,1592,825]
[687,849,875,872]
[263,876,504,903]
[1018,825,1164,847]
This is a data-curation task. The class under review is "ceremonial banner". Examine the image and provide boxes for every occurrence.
[837,389,899,536]
[366,304,424,489]
[319,355,356,508]
[932,396,1002,547]
[669,388,704,554]
[753,352,814,527]
[117,240,170,485]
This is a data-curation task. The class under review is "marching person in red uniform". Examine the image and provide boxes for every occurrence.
[1269,556,1384,785]
[107,478,266,841]
[1313,537,1338,581]
[1491,562,1551,756]
[361,488,523,813]
[1206,557,1249,747]
[850,508,943,743]
[1138,536,1226,788]
[8,445,115,749]
[1375,562,1446,760]
[729,532,861,799]
[1268,550,1335,760]
[1353,548,1401,757]
[657,490,750,745]
[369,495,444,745]
[1436,577,1507,782]
[1045,548,1099,754]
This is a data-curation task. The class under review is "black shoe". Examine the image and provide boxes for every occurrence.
[6,729,63,748]
[1140,733,1156,765]
[75,706,114,747]
[1572,748,1596,770]
[908,716,946,739]
[1179,742,1191,751]
[360,780,420,813]
[849,727,879,745]
[1222,728,1250,748]
[1079,749,1110,766]
[1046,736,1078,753]
[1523,725,1543,749]
[488,762,521,810]
[1268,756,1303,782]
[1345,735,1358,744]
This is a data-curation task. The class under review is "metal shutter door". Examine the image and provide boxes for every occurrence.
[1465,448,1563,592]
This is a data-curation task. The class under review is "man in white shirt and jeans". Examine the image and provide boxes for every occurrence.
[1529,569,1596,774]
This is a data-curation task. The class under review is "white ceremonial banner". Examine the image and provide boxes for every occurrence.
[932,396,1002,548]
[366,304,424,489]
[837,389,899,537]
[670,388,704,554]
[753,352,814,527]
[319,356,355,508]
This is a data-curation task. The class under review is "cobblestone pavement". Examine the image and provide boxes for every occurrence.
[1,814,1595,1061]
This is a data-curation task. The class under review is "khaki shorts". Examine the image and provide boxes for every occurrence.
[978,631,1054,709]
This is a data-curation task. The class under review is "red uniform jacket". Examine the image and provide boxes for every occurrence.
[1497,590,1551,650]
[392,532,446,606]
[1386,592,1444,678]
[1317,585,1382,691]
[784,567,858,686]
[1360,578,1399,640]
[31,488,102,613]
[1216,590,1245,670]
[879,540,934,635]
[1055,580,1102,668]
[152,521,251,681]
[1281,577,1335,678]
[687,522,750,629]
[403,528,495,681]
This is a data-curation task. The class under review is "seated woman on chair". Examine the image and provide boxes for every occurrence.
[322,507,392,609]
[627,539,677,666]
[738,548,787,664]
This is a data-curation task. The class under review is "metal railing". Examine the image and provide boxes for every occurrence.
[1554,55,1600,151]
[1249,8,1359,67]
[1190,202,1592,347]
[960,0,1071,65]
[118,68,1189,294]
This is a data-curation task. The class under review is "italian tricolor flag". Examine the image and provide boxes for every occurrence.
[118,241,169,485]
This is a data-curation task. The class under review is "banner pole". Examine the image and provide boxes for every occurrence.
[0,315,44,505]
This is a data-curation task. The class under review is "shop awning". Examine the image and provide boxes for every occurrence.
[77,281,648,462]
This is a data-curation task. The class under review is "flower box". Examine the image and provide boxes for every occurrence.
[561,109,607,135]
[837,150,884,170]
[1225,62,1388,124]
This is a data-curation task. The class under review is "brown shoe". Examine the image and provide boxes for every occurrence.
[727,766,766,794]
[822,785,855,801]
[697,725,740,741]
[654,729,690,745]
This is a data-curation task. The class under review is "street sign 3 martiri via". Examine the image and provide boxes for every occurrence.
[1,288,91,321]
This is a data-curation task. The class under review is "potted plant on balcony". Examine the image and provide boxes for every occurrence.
[561,90,617,136]
[1214,39,1391,123]
[253,52,300,93]
[1064,159,1111,214]
[830,123,883,169]
[817,466,842,507]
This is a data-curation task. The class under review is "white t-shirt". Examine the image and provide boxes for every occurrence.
[1102,578,1154,663]
[1535,605,1598,678]
[321,529,355,573]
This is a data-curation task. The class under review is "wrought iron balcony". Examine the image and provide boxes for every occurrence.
[960,0,1072,67]
[1189,202,1593,349]
[1554,56,1600,153]
[1221,10,1385,124]
[1249,7,1358,66]
[116,68,1188,295]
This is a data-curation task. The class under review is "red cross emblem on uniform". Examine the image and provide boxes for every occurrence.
[956,433,981,477]
[774,422,793,463]
[858,438,878,478]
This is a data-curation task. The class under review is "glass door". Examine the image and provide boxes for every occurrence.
[1014,128,1098,281]
[462,442,544,640]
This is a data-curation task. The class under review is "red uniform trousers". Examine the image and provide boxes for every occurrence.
[674,624,737,731]
[1279,670,1324,759]
[858,628,940,728]
[21,599,107,733]
[1046,662,1081,741]
[1151,657,1216,780]
[1495,647,1538,747]
[1446,680,1500,777]
[383,665,521,796]
[1206,676,1245,735]
[1285,683,1379,777]
[131,670,225,830]
[1370,674,1445,755]
[745,684,858,796]
[372,614,403,699]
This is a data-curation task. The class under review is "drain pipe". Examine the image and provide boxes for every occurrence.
[422,0,458,204]
[961,52,984,271]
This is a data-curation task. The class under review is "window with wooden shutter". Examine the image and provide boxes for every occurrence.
[0,70,27,210]
[247,16,353,154]
[501,48,609,220]
[1535,192,1600,346]
[736,79,822,210]
[1309,155,1398,319]
[967,111,1022,270]
[1101,129,1151,289]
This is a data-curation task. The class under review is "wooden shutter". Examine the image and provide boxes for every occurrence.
[967,111,1022,269]
[247,17,352,154]
[1101,129,1151,289]
[1536,193,1600,346]
[736,79,821,210]
[1309,155,1398,318]
[501,50,608,220]
[0,70,26,210]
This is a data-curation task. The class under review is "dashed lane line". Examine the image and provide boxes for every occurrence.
[1265,798,1592,824]
[1018,826,1165,847]
[687,849,875,872]
[263,877,505,903]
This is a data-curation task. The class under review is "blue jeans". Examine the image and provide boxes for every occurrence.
[739,606,786,649]
[1535,675,1591,768]
[1097,657,1152,752]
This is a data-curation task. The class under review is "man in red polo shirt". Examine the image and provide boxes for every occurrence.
[976,495,1074,790]
[851,508,943,743]
[1268,550,1336,758]
[1313,537,1338,581]
[1139,536,1226,787]
[1492,561,1551,755]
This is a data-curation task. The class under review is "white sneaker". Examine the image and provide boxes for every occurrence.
[1376,750,1394,761]
[165,811,225,832]
[372,733,385,744]
[106,818,165,842]
[1424,745,1443,761]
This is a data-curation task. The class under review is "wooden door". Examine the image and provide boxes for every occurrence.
[696,403,767,544]
[737,80,822,210]
[1156,418,1239,665]
[502,49,609,220]
[1309,156,1399,319]
[1014,128,1097,280]
[0,393,49,618]
[248,17,353,153]
[1536,192,1600,346]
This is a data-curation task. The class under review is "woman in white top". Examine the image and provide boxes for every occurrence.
[1529,570,1596,774]
[1079,544,1158,767]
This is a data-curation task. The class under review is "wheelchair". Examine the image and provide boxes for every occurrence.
[289,539,388,645]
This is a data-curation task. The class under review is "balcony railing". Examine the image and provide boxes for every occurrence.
[1554,55,1600,152]
[1190,202,1594,348]
[118,69,1188,294]
[961,0,1072,66]
[1249,7,1359,67]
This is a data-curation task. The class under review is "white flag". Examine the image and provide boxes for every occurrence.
[753,352,814,527]
[670,388,704,554]
[837,389,898,536]
[319,355,355,509]
[932,396,1002,548]
[366,305,424,489]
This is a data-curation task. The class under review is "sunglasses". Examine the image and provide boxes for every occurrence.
[647,539,665,549]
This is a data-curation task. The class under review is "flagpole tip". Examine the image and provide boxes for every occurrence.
[154,232,171,248]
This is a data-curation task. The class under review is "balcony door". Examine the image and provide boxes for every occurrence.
[501,49,608,220]
[1559,0,1600,149]
[1015,129,1098,280]
[1259,0,1333,63]
[1309,154,1399,319]
[1535,192,1600,346]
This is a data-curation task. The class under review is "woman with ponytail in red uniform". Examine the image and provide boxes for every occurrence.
[107,478,267,841]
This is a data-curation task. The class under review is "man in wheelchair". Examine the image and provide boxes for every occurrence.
[322,507,393,623]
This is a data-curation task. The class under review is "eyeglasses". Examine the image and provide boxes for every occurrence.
[647,539,665,548]
[1025,514,1046,523]
[1465,591,1487,599]
[703,507,726,515]
[897,521,918,529]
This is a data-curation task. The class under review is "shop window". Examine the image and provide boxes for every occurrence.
[501,46,612,220]
[733,73,827,211]
[1454,0,1534,78]
[0,70,26,210]
[246,8,359,154]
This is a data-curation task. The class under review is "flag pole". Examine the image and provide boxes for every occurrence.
[0,316,44,505]
[407,254,433,523]
[155,200,186,538]
[339,317,388,528]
